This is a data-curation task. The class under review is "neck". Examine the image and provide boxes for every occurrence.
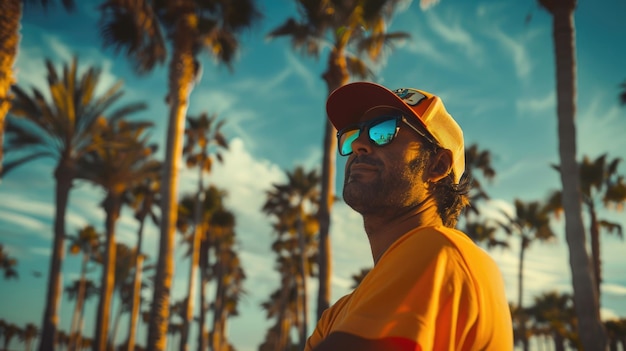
[362,197,443,265]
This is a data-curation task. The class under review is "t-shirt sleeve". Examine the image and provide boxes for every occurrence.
[331,229,479,350]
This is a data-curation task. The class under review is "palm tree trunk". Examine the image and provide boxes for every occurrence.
[39,162,73,351]
[0,0,20,179]
[108,299,124,350]
[588,202,602,298]
[542,1,607,348]
[148,27,196,351]
[94,194,121,351]
[126,216,146,351]
[181,172,204,351]
[180,223,201,351]
[69,254,89,351]
[296,214,309,351]
[197,236,209,351]
[316,48,349,320]
[553,331,565,351]
[518,237,528,351]
[210,260,224,351]
[277,281,290,351]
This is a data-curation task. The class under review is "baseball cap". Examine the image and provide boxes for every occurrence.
[326,81,465,184]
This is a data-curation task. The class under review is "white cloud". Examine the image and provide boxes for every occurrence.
[488,27,532,79]
[577,95,626,158]
[284,49,319,96]
[603,283,626,296]
[403,33,453,68]
[426,11,483,63]
[601,308,621,321]
[0,210,48,234]
[29,246,51,257]
[516,90,555,116]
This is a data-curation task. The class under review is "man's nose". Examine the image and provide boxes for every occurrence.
[350,130,372,155]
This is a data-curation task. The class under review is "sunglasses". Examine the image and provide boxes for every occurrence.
[337,115,437,156]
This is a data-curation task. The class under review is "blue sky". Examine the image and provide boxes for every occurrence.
[1,0,626,350]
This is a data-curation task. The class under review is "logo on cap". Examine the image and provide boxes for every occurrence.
[393,88,427,107]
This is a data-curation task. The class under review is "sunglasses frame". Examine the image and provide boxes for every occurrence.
[336,114,438,156]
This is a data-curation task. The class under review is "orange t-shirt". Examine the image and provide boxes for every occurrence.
[305,226,513,351]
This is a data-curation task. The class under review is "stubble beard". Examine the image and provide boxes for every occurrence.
[343,156,427,216]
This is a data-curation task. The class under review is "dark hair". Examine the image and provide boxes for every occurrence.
[429,172,470,227]
[415,143,470,227]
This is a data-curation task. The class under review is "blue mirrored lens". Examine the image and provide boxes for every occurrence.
[339,129,360,155]
[369,119,397,146]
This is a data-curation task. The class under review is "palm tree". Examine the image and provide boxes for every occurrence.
[465,221,509,250]
[548,154,626,301]
[460,144,508,249]
[1,321,20,351]
[178,112,228,351]
[76,116,158,351]
[125,176,160,351]
[55,329,69,350]
[269,0,410,319]
[350,268,371,289]
[18,323,39,351]
[259,258,301,351]
[263,166,320,350]
[97,3,261,347]
[604,318,626,351]
[536,0,607,348]
[176,186,224,351]
[0,244,18,279]
[0,0,75,180]
[463,144,496,217]
[206,207,246,351]
[527,291,577,351]
[499,199,556,351]
[107,243,137,350]
[64,278,99,351]
[65,225,101,351]
[4,56,144,351]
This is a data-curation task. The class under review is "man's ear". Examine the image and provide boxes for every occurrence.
[427,149,453,183]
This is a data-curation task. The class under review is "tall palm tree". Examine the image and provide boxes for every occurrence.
[18,323,39,351]
[1,321,20,351]
[536,0,607,348]
[64,279,99,351]
[205,207,246,351]
[263,166,320,350]
[125,176,161,351]
[269,0,409,319]
[178,112,228,351]
[527,291,577,351]
[461,144,507,249]
[65,225,101,351]
[107,243,137,350]
[604,318,626,351]
[548,154,625,301]
[259,257,302,351]
[76,116,159,351]
[0,244,18,279]
[176,186,224,351]
[0,0,75,180]
[98,3,261,348]
[4,56,144,351]
[499,199,556,351]
[463,144,496,217]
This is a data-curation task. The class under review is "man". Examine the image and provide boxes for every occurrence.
[306,82,513,350]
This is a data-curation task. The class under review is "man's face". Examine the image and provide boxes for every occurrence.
[342,106,432,215]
